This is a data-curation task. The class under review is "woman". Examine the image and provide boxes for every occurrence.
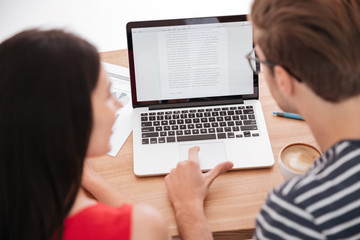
[0,29,169,240]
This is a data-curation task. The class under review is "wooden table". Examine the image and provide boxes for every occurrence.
[96,50,317,239]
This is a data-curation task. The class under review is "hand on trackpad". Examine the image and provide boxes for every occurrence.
[179,142,227,170]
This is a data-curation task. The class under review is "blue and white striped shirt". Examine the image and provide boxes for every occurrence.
[254,140,360,240]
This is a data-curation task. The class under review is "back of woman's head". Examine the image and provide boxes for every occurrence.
[0,29,100,239]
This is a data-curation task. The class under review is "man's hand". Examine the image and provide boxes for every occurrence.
[165,146,233,240]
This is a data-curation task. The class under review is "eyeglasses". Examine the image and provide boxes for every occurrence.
[245,49,302,82]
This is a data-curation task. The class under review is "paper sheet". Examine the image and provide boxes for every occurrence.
[102,62,133,157]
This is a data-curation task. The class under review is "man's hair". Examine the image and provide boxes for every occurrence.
[0,29,99,239]
[251,0,360,102]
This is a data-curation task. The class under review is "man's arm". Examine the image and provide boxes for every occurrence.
[165,147,233,240]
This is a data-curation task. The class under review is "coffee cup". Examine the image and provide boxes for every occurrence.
[278,143,321,181]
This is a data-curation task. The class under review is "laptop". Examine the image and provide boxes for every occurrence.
[126,15,274,177]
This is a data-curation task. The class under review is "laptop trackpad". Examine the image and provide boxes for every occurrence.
[179,142,227,170]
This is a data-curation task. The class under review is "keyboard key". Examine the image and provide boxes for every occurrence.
[192,129,199,134]
[141,122,152,127]
[161,120,168,125]
[227,132,235,138]
[176,130,183,135]
[167,137,176,142]
[200,129,207,134]
[160,132,167,136]
[248,114,256,119]
[204,123,210,128]
[241,125,258,131]
[201,118,208,123]
[217,133,226,139]
[141,113,148,116]
[141,116,148,121]
[227,110,235,115]
[150,138,157,144]
[252,133,260,137]
[243,109,254,114]
[227,121,235,126]
[184,130,191,135]
[164,126,170,131]
[177,134,216,142]
[142,139,149,144]
[153,121,160,126]
[196,124,202,129]
[156,126,162,131]
[180,125,186,129]
[142,132,159,138]
[158,137,166,143]
[216,128,224,133]
[244,131,251,137]
[171,125,179,130]
[142,127,154,132]
[243,120,257,125]
[168,131,175,136]
[224,127,232,132]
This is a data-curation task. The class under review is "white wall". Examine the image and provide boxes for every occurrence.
[0,0,252,52]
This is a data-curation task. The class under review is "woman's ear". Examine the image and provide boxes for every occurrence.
[273,65,295,97]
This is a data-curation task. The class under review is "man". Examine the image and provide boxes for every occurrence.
[165,0,360,239]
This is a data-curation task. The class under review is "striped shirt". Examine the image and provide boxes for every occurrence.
[254,140,360,240]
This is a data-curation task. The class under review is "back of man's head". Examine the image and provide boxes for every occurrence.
[250,0,360,102]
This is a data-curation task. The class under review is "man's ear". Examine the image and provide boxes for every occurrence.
[273,65,295,97]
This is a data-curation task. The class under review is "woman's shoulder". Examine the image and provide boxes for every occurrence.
[63,202,132,240]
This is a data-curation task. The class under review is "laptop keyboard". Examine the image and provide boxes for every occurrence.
[140,105,259,144]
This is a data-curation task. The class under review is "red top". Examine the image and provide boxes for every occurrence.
[62,202,132,240]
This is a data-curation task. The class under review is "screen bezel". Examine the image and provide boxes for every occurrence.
[126,15,258,108]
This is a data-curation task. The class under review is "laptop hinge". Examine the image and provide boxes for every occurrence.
[148,98,244,110]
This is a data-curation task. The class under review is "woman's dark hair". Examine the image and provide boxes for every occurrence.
[0,29,100,239]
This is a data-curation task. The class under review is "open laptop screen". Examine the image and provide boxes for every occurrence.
[127,15,258,108]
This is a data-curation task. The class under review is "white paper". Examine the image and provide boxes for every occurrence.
[102,62,133,157]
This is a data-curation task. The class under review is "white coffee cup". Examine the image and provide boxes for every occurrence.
[278,143,321,181]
